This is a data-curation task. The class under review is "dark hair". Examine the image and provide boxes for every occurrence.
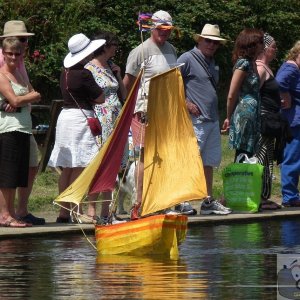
[232,28,264,63]
[93,32,118,57]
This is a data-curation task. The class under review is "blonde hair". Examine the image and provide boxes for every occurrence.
[2,37,22,53]
[286,41,300,61]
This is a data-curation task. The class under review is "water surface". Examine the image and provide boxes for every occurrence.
[1,219,300,299]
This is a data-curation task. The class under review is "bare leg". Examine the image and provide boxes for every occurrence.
[57,167,84,219]
[0,188,16,221]
[100,191,112,217]
[130,150,143,219]
[204,166,213,197]
[16,166,38,217]
[135,149,144,205]
[87,193,98,217]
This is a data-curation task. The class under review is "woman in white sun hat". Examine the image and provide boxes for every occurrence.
[48,33,105,223]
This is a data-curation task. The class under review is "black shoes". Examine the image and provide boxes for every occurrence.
[19,213,46,225]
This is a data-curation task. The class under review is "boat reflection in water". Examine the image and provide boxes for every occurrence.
[1,220,300,299]
[95,255,208,299]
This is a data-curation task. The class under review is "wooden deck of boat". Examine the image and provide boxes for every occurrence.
[0,207,300,238]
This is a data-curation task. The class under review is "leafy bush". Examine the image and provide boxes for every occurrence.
[0,0,299,114]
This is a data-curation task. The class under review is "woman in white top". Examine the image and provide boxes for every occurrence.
[0,37,41,227]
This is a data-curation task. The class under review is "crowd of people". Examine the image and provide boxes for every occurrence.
[0,10,300,227]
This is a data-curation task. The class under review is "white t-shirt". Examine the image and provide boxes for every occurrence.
[125,38,177,113]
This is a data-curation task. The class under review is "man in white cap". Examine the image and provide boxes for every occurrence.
[177,24,231,215]
[0,20,45,225]
[123,10,177,218]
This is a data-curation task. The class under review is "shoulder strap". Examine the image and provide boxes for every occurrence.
[190,50,217,91]
[0,72,12,82]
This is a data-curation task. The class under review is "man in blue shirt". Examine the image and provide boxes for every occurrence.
[177,24,231,215]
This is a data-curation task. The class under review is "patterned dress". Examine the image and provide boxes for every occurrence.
[229,58,260,154]
[85,62,122,144]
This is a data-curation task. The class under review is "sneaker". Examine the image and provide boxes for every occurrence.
[163,208,180,215]
[200,198,232,215]
[175,202,197,215]
[96,214,127,225]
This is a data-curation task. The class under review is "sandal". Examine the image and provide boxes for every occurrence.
[261,199,282,210]
[1,218,29,228]
[76,214,95,224]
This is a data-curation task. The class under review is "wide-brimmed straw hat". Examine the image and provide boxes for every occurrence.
[194,24,226,44]
[63,33,106,68]
[0,20,34,38]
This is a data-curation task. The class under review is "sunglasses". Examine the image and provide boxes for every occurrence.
[204,38,220,46]
[18,37,28,43]
[3,51,22,57]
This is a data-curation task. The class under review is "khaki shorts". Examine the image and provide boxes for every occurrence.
[29,135,39,167]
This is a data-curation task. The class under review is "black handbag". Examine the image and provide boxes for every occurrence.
[260,112,282,137]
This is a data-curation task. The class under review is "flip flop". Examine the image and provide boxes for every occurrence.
[1,218,28,228]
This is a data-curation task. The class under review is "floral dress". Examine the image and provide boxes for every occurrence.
[85,62,122,144]
[229,58,260,154]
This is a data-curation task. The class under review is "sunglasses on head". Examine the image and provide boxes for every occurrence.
[204,38,220,46]
[3,51,22,57]
[18,37,28,43]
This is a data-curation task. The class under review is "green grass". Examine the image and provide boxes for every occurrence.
[28,136,282,212]
[29,168,59,213]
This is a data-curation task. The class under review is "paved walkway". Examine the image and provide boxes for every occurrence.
[1,206,300,238]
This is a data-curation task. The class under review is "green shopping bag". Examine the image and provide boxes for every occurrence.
[222,155,264,213]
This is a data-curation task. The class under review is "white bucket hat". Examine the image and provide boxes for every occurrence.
[63,33,106,68]
[152,10,173,27]
[194,24,226,44]
[0,20,34,37]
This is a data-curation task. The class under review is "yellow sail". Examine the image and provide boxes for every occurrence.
[141,68,207,216]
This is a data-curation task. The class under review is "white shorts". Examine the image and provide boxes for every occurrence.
[29,135,39,167]
[192,120,221,167]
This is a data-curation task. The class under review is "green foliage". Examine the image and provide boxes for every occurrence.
[0,0,299,108]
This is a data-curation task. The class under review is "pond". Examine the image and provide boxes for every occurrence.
[1,219,300,299]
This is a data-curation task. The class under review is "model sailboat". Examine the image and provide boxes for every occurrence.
[54,67,207,259]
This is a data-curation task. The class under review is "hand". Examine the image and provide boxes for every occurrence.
[281,98,291,109]
[186,101,201,116]
[4,103,17,113]
[221,118,230,134]
[30,90,41,103]
[110,63,121,79]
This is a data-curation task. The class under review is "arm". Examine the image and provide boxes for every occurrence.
[0,74,40,108]
[222,69,247,132]
[92,94,105,104]
[280,91,292,109]
[82,69,105,104]
[276,64,294,110]
[256,65,267,89]
[110,63,127,101]
[123,73,136,96]
[177,54,200,116]
[186,99,201,116]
